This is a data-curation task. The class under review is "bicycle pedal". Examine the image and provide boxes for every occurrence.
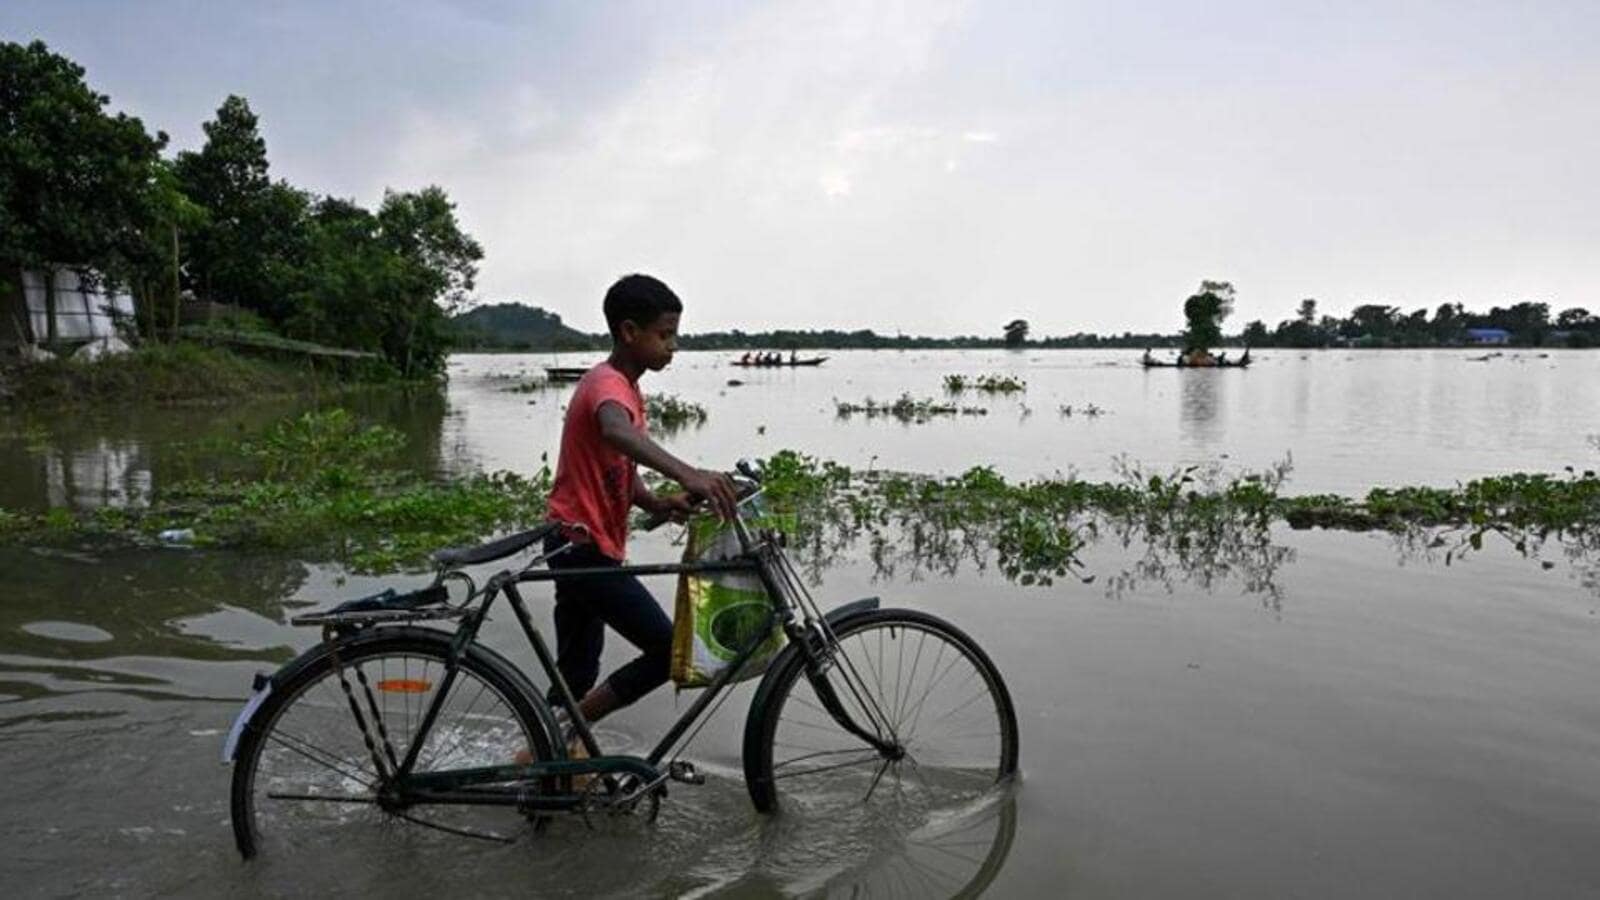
[667,761,705,785]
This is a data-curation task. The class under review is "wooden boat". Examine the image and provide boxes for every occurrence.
[1140,351,1252,369]
[544,366,589,382]
[729,356,829,368]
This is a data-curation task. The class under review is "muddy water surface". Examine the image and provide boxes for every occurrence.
[2,349,1599,897]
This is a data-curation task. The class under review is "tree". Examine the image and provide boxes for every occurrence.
[0,40,170,341]
[1556,307,1592,329]
[174,95,309,320]
[1431,302,1465,345]
[1241,320,1269,346]
[1181,280,1234,351]
[1296,298,1317,325]
[375,186,483,374]
[1347,304,1399,343]
[1003,319,1029,347]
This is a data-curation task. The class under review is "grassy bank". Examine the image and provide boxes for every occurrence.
[0,342,393,408]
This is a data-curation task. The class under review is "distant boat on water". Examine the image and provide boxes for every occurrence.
[1139,349,1253,369]
[544,366,588,382]
[730,355,829,368]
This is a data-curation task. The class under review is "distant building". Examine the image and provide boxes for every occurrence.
[2,267,135,347]
[1464,327,1511,346]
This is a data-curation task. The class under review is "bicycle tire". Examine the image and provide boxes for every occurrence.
[230,627,557,859]
[743,608,1019,817]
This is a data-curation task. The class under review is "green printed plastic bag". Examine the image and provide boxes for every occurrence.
[671,515,785,688]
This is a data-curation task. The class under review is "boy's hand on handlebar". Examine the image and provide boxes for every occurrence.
[656,491,698,523]
[679,467,740,520]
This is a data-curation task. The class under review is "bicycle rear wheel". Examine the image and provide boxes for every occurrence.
[744,608,1019,819]
[230,629,556,859]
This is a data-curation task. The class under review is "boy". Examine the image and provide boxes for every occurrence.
[543,273,739,732]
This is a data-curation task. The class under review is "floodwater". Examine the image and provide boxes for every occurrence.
[2,348,1599,897]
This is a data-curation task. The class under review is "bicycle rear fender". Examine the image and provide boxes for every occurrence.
[222,626,564,764]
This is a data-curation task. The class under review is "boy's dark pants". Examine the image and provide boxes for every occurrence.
[543,534,672,709]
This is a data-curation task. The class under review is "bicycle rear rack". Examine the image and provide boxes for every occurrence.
[290,584,464,628]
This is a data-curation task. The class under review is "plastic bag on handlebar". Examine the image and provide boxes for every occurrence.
[670,506,786,688]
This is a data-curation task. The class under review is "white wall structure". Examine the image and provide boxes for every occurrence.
[20,268,136,343]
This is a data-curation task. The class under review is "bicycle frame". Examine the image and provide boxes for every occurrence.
[374,512,890,812]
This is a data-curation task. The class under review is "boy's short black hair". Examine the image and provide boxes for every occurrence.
[603,274,682,338]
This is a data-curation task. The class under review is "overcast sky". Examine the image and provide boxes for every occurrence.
[6,1,1598,336]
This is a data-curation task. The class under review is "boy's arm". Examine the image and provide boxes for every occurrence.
[598,402,739,519]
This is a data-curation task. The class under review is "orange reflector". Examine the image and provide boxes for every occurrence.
[376,679,432,694]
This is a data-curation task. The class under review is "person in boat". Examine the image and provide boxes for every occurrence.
[789,349,797,365]
[1141,347,1155,365]
[739,351,751,365]
[1217,351,1228,365]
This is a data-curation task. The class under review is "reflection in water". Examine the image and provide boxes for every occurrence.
[0,387,449,513]
[809,790,1019,898]
[1178,370,1226,444]
[0,544,307,665]
[42,438,152,508]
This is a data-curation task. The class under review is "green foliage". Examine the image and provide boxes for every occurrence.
[0,407,550,572]
[2,45,483,377]
[751,452,1600,588]
[645,393,708,431]
[835,394,989,423]
[0,39,174,327]
[1,341,343,406]
[239,409,406,488]
[1182,281,1234,352]
[944,373,1026,394]
[1003,319,1029,347]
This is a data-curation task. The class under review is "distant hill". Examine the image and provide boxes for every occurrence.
[449,303,604,350]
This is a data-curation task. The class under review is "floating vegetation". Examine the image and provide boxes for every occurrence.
[4,411,1600,595]
[501,378,564,393]
[0,409,550,573]
[647,393,708,431]
[835,394,988,423]
[753,450,1600,595]
[1059,404,1105,418]
[943,373,1027,394]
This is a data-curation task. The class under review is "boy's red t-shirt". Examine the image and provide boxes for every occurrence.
[546,361,646,561]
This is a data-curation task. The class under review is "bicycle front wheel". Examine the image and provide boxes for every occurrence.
[744,608,1019,817]
[230,629,556,859]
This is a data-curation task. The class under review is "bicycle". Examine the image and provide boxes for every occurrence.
[224,461,1020,859]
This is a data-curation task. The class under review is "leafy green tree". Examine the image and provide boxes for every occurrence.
[1241,319,1269,346]
[1346,304,1399,343]
[1003,319,1029,347]
[1556,307,1592,330]
[1181,280,1233,351]
[1431,302,1465,345]
[0,39,170,341]
[174,95,312,321]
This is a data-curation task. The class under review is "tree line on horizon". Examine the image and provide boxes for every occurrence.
[452,291,1600,353]
[1,40,480,376]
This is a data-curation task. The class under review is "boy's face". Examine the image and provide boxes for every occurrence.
[621,311,680,371]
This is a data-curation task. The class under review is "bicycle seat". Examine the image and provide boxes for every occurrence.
[431,522,559,569]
